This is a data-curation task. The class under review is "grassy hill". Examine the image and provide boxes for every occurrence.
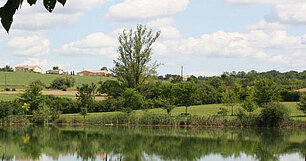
[0,72,113,89]
[60,102,306,121]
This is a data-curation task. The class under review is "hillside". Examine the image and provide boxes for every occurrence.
[0,72,113,89]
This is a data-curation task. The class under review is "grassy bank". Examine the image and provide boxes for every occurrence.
[0,72,113,89]
[56,102,306,127]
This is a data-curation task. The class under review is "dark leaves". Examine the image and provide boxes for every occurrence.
[27,0,37,6]
[43,0,56,13]
[57,0,66,6]
[0,0,21,33]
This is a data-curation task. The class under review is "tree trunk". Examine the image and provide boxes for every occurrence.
[231,105,234,116]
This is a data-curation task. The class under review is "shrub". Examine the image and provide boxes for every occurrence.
[50,77,75,90]
[217,107,228,118]
[257,102,290,127]
[32,104,52,124]
[297,93,306,114]
[280,90,300,102]
[43,95,79,114]
[5,88,10,91]
[12,88,16,91]
[98,80,123,98]
[0,101,11,119]
[119,88,145,114]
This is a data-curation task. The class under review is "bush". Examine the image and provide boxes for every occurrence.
[12,88,16,91]
[32,104,60,124]
[119,88,145,114]
[280,90,300,102]
[43,95,79,114]
[257,102,290,127]
[5,88,10,91]
[0,101,11,119]
[297,93,306,114]
[90,98,121,112]
[98,80,123,98]
[50,77,75,90]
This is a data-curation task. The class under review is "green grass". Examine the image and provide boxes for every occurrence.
[0,94,20,101]
[60,102,306,121]
[0,72,113,89]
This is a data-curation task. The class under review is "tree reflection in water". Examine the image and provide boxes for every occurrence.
[0,126,304,161]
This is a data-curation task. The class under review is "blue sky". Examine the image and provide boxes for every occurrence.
[0,0,305,76]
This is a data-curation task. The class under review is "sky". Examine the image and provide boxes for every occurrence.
[0,0,305,76]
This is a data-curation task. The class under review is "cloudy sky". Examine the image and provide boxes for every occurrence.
[0,0,305,76]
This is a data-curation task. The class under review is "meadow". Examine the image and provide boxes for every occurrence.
[0,71,112,89]
[59,102,306,122]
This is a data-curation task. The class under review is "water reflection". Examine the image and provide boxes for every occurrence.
[0,126,305,161]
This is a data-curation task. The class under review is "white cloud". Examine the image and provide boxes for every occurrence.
[8,36,50,56]
[224,0,306,25]
[6,0,108,33]
[106,0,190,20]
[248,20,287,30]
[57,32,117,58]
[147,18,182,39]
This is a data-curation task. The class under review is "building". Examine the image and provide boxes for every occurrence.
[77,70,109,76]
[46,69,65,75]
[15,65,42,73]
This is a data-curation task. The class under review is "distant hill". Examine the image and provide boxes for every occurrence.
[0,72,113,89]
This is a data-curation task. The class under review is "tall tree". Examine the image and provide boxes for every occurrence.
[76,83,96,121]
[174,82,198,115]
[297,93,306,114]
[254,78,280,107]
[112,24,161,88]
[221,89,239,116]
[0,0,66,32]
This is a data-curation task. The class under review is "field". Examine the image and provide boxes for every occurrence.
[60,102,306,121]
[0,71,113,89]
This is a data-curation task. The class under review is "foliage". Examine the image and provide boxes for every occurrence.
[119,88,145,114]
[76,83,97,119]
[254,78,280,107]
[0,65,13,72]
[241,86,258,113]
[0,101,11,119]
[50,76,75,91]
[98,80,123,98]
[297,93,306,114]
[42,95,79,114]
[257,102,290,127]
[217,107,228,118]
[101,66,108,71]
[19,82,44,112]
[32,104,53,124]
[280,90,300,102]
[0,0,66,32]
[112,24,160,88]
[173,82,198,114]
[53,66,59,70]
[221,89,239,115]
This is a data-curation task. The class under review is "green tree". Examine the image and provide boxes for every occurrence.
[0,65,14,72]
[76,83,96,121]
[241,86,258,113]
[217,107,228,119]
[51,76,75,91]
[254,78,280,107]
[101,66,108,71]
[98,80,123,98]
[173,82,198,115]
[221,89,239,116]
[53,66,59,70]
[19,82,44,112]
[297,93,306,114]
[119,88,144,114]
[32,104,52,124]
[112,24,161,88]
[0,0,66,32]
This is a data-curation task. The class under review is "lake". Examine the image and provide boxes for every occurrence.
[0,126,305,161]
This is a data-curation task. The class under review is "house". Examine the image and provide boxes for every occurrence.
[182,75,190,81]
[15,65,42,73]
[77,70,109,76]
[46,69,65,75]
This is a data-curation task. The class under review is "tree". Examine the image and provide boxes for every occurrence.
[221,89,239,116]
[119,88,144,114]
[53,66,59,70]
[0,0,66,32]
[101,66,108,71]
[112,24,161,88]
[254,78,280,107]
[217,108,228,119]
[173,82,198,115]
[19,82,44,112]
[98,80,123,98]
[241,86,257,113]
[51,76,75,91]
[297,93,306,114]
[0,65,14,72]
[76,83,96,121]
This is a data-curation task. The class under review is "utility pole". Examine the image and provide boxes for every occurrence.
[4,69,7,90]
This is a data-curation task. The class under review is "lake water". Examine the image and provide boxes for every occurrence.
[0,126,305,161]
